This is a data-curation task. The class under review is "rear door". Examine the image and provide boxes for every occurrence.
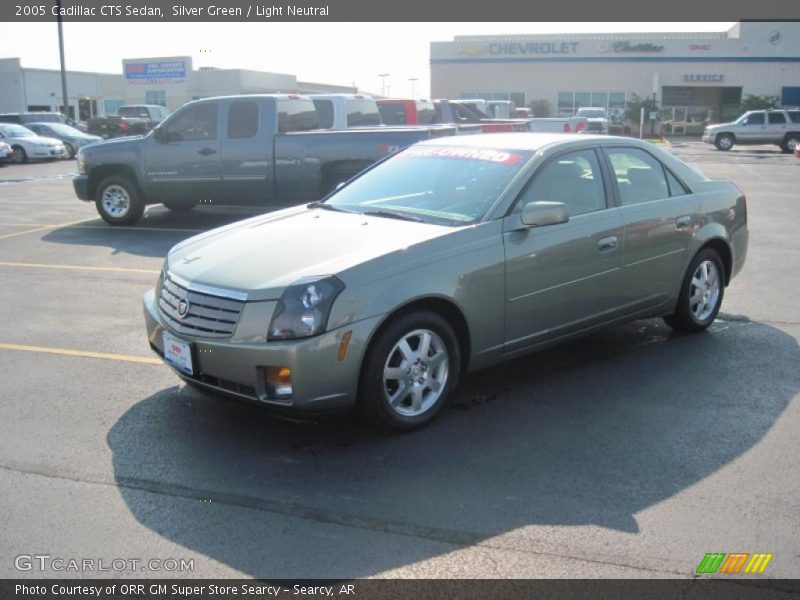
[602,146,698,310]
[503,147,624,352]
[219,99,273,203]
[766,111,788,143]
[144,101,221,203]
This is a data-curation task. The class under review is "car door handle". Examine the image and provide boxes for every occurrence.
[198,147,217,156]
[597,236,618,252]
[675,215,692,229]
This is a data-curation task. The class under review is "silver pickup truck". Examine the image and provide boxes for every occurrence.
[702,109,800,152]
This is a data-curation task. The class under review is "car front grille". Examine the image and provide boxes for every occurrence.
[158,273,245,338]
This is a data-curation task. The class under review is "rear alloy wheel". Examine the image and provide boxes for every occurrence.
[359,311,461,430]
[664,249,725,332]
[95,176,145,225]
[715,134,734,151]
[781,135,799,154]
[11,145,27,164]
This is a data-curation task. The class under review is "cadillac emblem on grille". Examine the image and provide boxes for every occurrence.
[177,298,190,318]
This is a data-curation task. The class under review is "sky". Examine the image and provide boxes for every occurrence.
[0,22,735,97]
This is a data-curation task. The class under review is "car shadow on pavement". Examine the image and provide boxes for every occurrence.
[107,316,799,578]
[40,205,272,259]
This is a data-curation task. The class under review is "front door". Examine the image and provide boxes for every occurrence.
[144,102,222,204]
[503,147,623,353]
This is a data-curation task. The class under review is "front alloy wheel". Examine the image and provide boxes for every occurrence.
[715,134,734,151]
[359,311,461,430]
[94,176,145,225]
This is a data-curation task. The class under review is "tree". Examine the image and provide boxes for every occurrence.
[528,98,552,118]
[624,93,658,125]
[740,94,780,111]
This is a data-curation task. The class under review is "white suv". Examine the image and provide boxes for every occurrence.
[702,109,800,153]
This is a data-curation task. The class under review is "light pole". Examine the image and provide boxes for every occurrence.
[408,77,418,99]
[56,0,69,119]
[377,73,389,97]
[386,85,391,97]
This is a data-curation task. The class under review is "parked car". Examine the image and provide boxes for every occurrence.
[144,133,748,430]
[73,94,465,224]
[0,111,83,130]
[576,107,609,134]
[702,109,800,152]
[0,140,13,165]
[0,123,66,163]
[26,122,102,159]
[310,94,382,129]
[377,99,439,125]
[86,104,171,139]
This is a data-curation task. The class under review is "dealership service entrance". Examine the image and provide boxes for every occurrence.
[661,86,743,134]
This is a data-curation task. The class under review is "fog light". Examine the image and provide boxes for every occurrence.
[265,366,293,398]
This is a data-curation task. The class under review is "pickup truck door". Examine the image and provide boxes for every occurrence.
[219,99,274,203]
[144,102,222,203]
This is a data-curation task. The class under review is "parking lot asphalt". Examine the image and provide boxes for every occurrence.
[0,142,798,581]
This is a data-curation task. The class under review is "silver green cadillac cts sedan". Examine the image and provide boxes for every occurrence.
[144,133,748,429]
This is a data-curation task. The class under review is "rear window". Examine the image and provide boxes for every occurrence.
[277,98,320,133]
[118,106,152,118]
[312,99,335,129]
[377,103,407,125]
[346,98,381,127]
[787,111,800,124]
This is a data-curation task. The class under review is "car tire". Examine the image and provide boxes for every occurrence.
[663,248,725,332]
[714,134,734,151]
[358,310,461,431]
[780,135,799,154]
[63,143,75,159]
[162,200,198,213]
[11,145,27,164]
[95,176,145,225]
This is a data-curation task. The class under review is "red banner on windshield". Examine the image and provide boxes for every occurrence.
[402,146,525,165]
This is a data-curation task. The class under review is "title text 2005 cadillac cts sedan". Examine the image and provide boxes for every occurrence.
[144,134,748,430]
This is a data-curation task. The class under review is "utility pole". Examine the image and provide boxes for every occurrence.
[56,0,69,118]
[408,77,418,99]
[377,73,389,97]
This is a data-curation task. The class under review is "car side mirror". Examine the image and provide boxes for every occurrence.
[520,201,570,227]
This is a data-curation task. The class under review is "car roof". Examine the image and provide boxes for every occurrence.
[417,132,624,152]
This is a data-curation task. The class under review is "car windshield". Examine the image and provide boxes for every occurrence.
[578,109,606,118]
[325,145,532,226]
[0,124,35,137]
[36,123,81,136]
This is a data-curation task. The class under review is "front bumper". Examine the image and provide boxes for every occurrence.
[143,288,381,415]
[73,175,91,200]
[29,145,66,159]
[702,132,715,144]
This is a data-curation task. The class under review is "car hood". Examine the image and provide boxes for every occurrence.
[167,206,453,301]
[14,135,62,145]
[83,135,145,152]
[704,122,733,132]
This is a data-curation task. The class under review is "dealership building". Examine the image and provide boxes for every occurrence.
[0,56,355,121]
[431,21,800,132]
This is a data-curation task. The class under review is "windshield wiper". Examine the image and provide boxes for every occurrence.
[360,210,427,223]
[306,201,356,213]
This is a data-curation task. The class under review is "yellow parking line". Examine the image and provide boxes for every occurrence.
[0,261,160,274]
[0,218,93,241]
[0,343,161,365]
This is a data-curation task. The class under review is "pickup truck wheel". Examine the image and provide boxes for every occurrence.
[162,200,197,213]
[663,249,725,332]
[95,176,145,225]
[11,145,27,164]
[358,311,461,431]
[714,134,734,151]
[781,135,799,154]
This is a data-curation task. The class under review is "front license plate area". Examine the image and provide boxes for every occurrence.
[162,331,194,375]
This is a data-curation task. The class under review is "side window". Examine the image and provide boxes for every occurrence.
[517,149,606,217]
[227,101,259,139]
[377,104,406,125]
[746,113,765,125]
[665,169,689,197]
[788,111,800,124]
[277,99,320,133]
[346,99,381,127]
[164,103,218,142]
[312,99,334,129]
[768,112,786,125]
[607,147,670,205]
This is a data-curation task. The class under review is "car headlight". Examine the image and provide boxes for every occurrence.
[268,276,344,341]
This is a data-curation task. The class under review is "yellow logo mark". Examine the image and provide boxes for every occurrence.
[458,45,487,57]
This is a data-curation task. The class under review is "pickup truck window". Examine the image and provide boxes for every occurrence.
[416,102,437,125]
[277,99,320,133]
[346,99,382,127]
[377,103,406,125]
[228,101,259,139]
[768,112,786,125]
[451,103,479,123]
[164,103,218,142]
[118,106,151,118]
[312,99,335,129]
